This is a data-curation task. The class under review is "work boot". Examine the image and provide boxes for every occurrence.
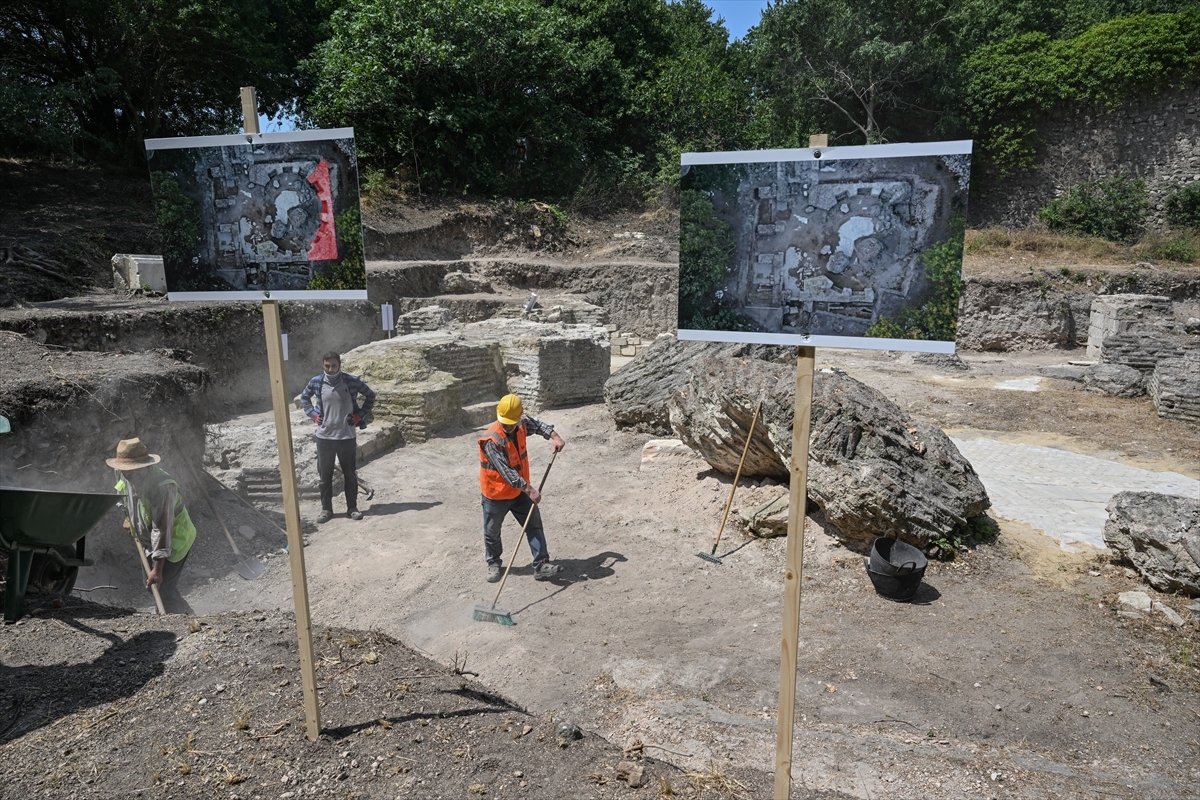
[316,509,333,524]
[348,510,363,520]
[486,564,503,583]
[533,562,562,581]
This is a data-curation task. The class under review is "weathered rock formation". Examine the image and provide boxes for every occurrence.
[1103,491,1200,597]
[1082,363,1145,397]
[604,336,790,434]
[663,350,991,549]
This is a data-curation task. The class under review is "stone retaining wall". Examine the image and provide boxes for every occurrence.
[972,85,1200,229]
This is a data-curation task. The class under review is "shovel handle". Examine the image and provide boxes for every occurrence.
[122,503,166,616]
[488,450,558,609]
[170,434,243,557]
[711,399,763,555]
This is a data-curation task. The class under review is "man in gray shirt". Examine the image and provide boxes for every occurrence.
[300,352,376,522]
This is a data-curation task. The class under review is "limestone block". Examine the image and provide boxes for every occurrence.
[111,254,167,293]
[1104,491,1200,596]
[1087,294,1173,359]
[1098,330,1198,373]
[340,339,463,442]
[1149,354,1200,425]
[462,318,610,410]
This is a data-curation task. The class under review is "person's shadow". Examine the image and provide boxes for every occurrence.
[362,501,442,516]
[506,551,627,617]
[0,611,177,743]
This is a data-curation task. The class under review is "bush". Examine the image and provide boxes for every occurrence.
[1038,175,1148,242]
[1149,237,1198,264]
[1164,182,1200,229]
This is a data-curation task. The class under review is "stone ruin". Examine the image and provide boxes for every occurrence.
[203,314,610,497]
[1084,293,1200,423]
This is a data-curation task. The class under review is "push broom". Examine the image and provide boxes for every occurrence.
[697,399,762,565]
[473,450,558,625]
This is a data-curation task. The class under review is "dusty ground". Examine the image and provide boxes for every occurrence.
[7,349,1196,800]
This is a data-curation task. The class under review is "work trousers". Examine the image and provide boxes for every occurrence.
[482,492,548,567]
[316,437,358,512]
[149,550,193,615]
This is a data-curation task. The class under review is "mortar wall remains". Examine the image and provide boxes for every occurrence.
[972,85,1200,229]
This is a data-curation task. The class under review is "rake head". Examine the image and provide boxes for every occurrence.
[473,603,515,625]
[696,551,723,565]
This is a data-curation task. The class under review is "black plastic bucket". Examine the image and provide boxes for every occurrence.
[869,534,928,576]
[864,564,925,601]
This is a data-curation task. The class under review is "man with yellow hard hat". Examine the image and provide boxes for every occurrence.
[478,393,566,582]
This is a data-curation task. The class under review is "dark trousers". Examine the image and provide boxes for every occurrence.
[316,437,358,512]
[482,493,548,567]
[152,550,193,615]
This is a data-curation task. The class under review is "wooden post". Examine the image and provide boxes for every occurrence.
[773,131,829,798]
[242,85,321,740]
[264,302,322,740]
[773,346,815,797]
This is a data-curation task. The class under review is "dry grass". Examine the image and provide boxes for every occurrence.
[964,225,1199,265]
[684,763,752,799]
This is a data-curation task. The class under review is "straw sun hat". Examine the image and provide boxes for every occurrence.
[105,438,161,470]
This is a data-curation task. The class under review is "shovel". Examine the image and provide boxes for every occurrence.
[172,436,266,580]
[697,399,762,565]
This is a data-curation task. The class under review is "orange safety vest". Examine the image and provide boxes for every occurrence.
[478,420,530,500]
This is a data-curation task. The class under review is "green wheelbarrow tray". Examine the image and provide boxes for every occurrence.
[1,488,120,623]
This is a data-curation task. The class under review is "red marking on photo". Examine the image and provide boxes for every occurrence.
[306,159,338,261]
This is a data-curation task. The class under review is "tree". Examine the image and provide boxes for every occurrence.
[0,0,325,161]
[747,0,959,145]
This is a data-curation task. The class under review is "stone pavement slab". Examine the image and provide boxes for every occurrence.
[952,437,1199,550]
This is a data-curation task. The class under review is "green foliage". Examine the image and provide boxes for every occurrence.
[867,219,965,341]
[1164,183,1200,229]
[1148,237,1197,263]
[963,10,1200,177]
[149,171,201,279]
[307,207,367,290]
[1038,174,1148,242]
[305,0,672,197]
[678,189,735,329]
[0,0,329,161]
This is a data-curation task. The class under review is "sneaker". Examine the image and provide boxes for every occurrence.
[533,562,563,581]
[348,510,363,520]
[486,564,503,583]
[316,509,333,524]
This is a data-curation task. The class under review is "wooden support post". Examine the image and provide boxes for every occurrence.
[240,87,260,136]
[242,85,320,740]
[264,301,321,740]
[773,345,815,798]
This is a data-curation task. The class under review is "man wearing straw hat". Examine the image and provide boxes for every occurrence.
[108,438,197,614]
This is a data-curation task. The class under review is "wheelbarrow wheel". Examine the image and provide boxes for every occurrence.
[27,546,79,596]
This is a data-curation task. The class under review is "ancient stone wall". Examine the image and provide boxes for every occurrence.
[971,85,1200,228]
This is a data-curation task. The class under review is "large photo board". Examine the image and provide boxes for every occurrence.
[679,141,972,353]
[144,129,365,301]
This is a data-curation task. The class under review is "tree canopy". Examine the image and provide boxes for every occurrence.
[2,0,1197,198]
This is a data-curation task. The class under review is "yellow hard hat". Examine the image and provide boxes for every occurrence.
[496,394,524,425]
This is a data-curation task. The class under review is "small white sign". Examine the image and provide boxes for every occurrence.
[381,303,394,332]
[281,333,289,361]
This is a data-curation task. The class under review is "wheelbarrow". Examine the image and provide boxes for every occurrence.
[0,488,120,623]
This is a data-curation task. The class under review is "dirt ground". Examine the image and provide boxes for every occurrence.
[5,348,1196,800]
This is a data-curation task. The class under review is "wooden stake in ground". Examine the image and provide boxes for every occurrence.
[772,345,815,797]
[243,85,322,740]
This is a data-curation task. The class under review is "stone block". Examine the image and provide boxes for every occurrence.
[1087,294,1173,359]
[620,345,637,356]
[111,254,167,293]
[341,340,463,442]
[1149,354,1200,425]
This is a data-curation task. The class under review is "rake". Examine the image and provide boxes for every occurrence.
[473,450,558,625]
[697,399,762,565]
